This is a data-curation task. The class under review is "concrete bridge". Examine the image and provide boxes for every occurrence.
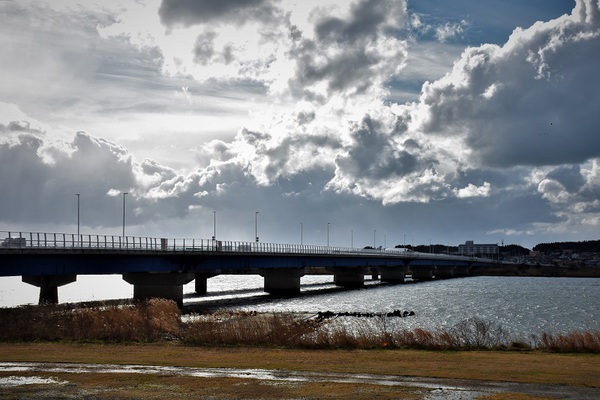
[0,231,502,305]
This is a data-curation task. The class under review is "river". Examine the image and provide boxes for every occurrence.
[1,275,598,338]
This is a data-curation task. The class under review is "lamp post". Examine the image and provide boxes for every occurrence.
[212,211,216,240]
[76,193,80,236]
[327,222,330,247]
[351,229,353,248]
[255,211,259,242]
[122,192,128,236]
[373,230,376,248]
[300,222,303,245]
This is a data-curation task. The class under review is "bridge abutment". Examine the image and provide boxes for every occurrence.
[123,272,195,307]
[333,268,365,288]
[260,268,305,296]
[378,266,406,283]
[22,275,77,304]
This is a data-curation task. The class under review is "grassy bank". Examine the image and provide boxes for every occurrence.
[0,301,599,399]
[0,299,599,352]
[0,342,599,387]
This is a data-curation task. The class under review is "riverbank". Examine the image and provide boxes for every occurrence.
[1,343,599,399]
[1,299,599,351]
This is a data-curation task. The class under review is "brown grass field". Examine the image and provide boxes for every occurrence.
[0,300,598,398]
[0,342,599,399]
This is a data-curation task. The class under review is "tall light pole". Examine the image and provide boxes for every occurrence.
[300,222,303,245]
[76,193,80,236]
[327,222,330,247]
[122,192,128,237]
[255,211,259,242]
[212,211,216,240]
[351,229,353,248]
[373,230,376,248]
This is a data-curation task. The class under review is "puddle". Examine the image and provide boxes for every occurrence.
[1,361,598,399]
[0,376,67,387]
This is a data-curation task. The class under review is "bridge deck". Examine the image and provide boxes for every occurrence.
[0,231,501,305]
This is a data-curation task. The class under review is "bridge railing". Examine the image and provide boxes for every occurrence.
[0,231,478,260]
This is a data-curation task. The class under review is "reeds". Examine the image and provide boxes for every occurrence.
[0,299,181,342]
[0,302,598,352]
[533,331,600,353]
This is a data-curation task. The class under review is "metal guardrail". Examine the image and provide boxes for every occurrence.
[0,230,478,261]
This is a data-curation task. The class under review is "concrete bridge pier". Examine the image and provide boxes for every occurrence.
[333,268,365,288]
[194,273,218,295]
[22,275,77,304]
[123,272,195,307]
[454,265,470,277]
[410,266,435,280]
[435,266,455,279]
[378,266,406,283]
[260,268,305,296]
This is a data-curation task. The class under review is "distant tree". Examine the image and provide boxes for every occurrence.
[533,240,600,254]
[500,244,530,256]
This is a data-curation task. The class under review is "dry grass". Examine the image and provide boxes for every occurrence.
[533,331,600,352]
[0,299,181,342]
[0,301,598,353]
[0,342,598,388]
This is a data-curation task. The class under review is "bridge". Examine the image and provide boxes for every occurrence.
[0,231,502,306]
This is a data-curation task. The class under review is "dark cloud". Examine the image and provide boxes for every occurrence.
[417,3,600,168]
[159,0,280,28]
[336,115,419,180]
[315,0,403,43]
[546,165,585,193]
[0,132,136,227]
[285,0,407,99]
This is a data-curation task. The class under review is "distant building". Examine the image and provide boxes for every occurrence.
[458,240,499,257]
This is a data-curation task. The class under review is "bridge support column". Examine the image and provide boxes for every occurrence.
[435,266,455,279]
[194,273,218,295]
[378,267,406,283]
[454,265,470,277]
[410,266,435,281]
[123,272,195,307]
[333,268,364,288]
[22,275,77,305]
[260,269,305,296]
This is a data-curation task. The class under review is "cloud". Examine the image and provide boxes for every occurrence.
[413,1,600,169]
[434,20,468,42]
[158,0,281,28]
[1,0,599,248]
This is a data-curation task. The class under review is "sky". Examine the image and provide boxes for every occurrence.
[0,0,599,250]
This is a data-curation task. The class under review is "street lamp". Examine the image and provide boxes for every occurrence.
[300,222,303,245]
[255,211,259,242]
[122,192,128,237]
[76,193,80,236]
[327,222,330,247]
[373,230,376,248]
[212,211,216,240]
[351,229,353,248]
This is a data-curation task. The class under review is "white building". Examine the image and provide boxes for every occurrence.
[458,240,499,257]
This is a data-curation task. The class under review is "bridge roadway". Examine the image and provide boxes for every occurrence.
[0,231,501,305]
